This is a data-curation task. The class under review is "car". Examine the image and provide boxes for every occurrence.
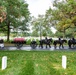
[0,39,4,49]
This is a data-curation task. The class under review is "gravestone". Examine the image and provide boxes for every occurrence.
[62,55,67,69]
[2,56,7,70]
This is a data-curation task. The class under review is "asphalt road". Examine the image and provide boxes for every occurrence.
[0,45,76,51]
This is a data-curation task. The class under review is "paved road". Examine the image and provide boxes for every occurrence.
[0,46,76,51]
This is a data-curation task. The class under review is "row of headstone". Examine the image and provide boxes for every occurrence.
[1,55,67,70]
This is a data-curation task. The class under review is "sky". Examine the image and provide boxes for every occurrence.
[25,0,53,17]
[25,0,57,33]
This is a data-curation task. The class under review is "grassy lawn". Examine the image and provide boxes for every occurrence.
[0,50,76,75]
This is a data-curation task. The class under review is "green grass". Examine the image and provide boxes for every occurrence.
[0,50,76,75]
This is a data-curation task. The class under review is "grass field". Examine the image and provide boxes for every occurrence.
[0,50,76,75]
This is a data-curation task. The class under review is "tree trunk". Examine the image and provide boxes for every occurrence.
[40,25,42,40]
[63,29,65,38]
[7,22,10,42]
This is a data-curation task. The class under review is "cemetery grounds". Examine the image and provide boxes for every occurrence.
[0,50,76,75]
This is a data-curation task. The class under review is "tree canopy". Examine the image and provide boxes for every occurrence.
[45,0,76,37]
[0,0,30,41]
[31,15,53,39]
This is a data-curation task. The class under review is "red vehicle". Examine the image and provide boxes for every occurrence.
[11,38,26,48]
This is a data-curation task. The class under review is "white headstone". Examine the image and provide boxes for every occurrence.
[2,56,7,70]
[62,55,67,69]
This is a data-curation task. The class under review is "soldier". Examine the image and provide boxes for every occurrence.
[45,37,48,42]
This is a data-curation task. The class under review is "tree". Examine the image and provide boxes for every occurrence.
[0,6,6,22]
[31,15,45,39]
[45,0,76,37]
[0,0,30,41]
[31,15,53,39]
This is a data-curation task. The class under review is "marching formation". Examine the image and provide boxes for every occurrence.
[0,37,76,49]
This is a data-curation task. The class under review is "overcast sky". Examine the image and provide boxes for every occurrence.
[25,0,53,17]
[25,0,57,33]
